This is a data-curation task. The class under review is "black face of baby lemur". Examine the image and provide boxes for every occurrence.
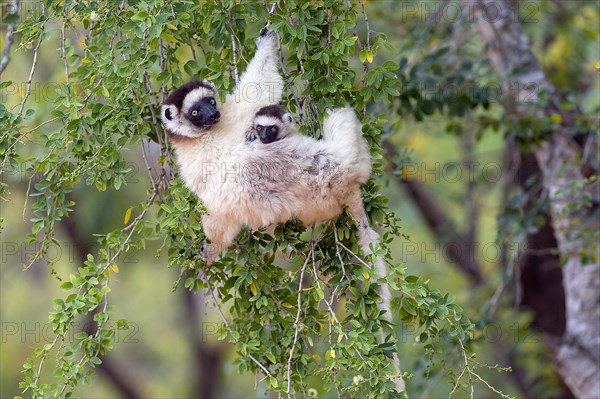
[256,124,279,143]
[251,104,294,144]
[163,81,220,128]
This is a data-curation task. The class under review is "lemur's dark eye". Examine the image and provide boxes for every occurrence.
[209,98,216,105]
[256,125,263,131]
[191,110,198,117]
[270,127,276,133]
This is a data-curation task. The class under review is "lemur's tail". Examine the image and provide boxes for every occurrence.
[347,195,406,394]
[322,107,371,183]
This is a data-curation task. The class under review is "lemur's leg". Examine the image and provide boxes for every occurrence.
[201,214,242,263]
[344,188,406,392]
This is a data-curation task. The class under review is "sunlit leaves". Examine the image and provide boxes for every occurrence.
[4,0,483,398]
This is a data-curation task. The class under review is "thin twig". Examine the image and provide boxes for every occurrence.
[359,0,371,114]
[18,3,45,116]
[120,191,158,234]
[249,354,273,378]
[333,225,349,280]
[264,1,277,30]
[311,242,343,325]
[312,238,368,364]
[1,116,58,171]
[198,269,274,378]
[231,33,239,83]
[278,55,304,124]
[448,335,471,398]
[21,117,59,135]
[447,318,513,399]
[360,0,371,51]
[227,5,240,84]
[201,272,231,329]
[140,138,159,192]
[336,240,371,269]
[60,21,70,87]
[29,335,60,390]
[487,237,523,317]
[287,254,310,397]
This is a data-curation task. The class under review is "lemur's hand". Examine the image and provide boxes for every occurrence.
[260,27,275,37]
[245,130,257,143]
[256,28,279,50]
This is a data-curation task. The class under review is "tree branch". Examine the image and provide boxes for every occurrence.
[182,289,222,398]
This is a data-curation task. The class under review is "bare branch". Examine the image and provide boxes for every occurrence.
[287,252,310,397]
[18,3,45,116]
[60,21,70,86]
[230,33,239,83]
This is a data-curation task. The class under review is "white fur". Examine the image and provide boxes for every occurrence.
[174,107,368,256]
[221,33,283,123]
[165,35,369,267]
[322,107,371,182]
[161,104,203,138]
[164,32,405,392]
[254,115,278,127]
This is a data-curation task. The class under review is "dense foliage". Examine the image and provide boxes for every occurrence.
[3,0,597,398]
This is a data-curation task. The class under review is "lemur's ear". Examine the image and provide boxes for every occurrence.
[161,104,178,121]
[283,113,293,123]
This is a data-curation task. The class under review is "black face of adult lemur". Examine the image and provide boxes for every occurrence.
[162,80,221,137]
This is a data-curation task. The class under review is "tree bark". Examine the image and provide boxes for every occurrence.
[463,1,600,397]
[182,288,222,398]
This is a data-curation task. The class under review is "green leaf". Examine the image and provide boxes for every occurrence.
[160,33,178,43]
[359,49,368,63]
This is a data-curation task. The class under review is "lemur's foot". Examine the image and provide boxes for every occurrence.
[200,240,218,264]
[234,240,248,252]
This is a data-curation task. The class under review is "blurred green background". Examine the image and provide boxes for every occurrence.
[1,1,599,398]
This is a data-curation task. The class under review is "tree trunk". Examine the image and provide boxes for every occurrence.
[463,1,600,397]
